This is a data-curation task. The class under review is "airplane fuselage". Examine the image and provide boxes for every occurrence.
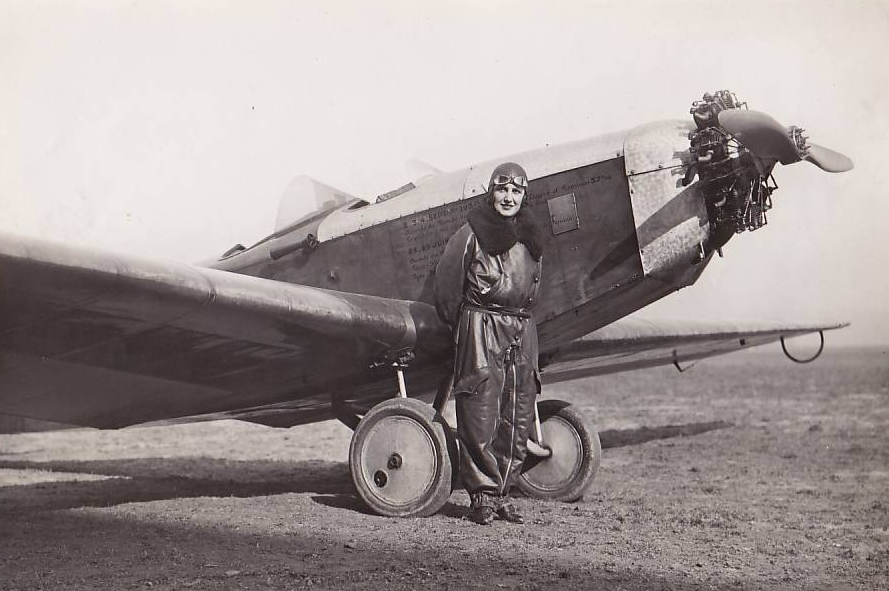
[212,119,713,354]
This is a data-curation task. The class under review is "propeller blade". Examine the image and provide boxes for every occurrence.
[804,143,854,173]
[717,109,854,172]
[717,109,801,164]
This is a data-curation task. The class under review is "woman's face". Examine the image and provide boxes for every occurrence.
[492,183,525,217]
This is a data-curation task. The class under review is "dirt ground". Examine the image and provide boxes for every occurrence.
[1,347,887,590]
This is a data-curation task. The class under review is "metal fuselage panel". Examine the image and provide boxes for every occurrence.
[625,120,710,277]
[216,119,711,353]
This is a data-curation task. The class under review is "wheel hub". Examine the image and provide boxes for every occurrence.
[359,415,437,506]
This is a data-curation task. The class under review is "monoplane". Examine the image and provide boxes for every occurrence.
[0,90,853,517]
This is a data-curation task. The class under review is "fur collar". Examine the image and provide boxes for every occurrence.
[467,202,544,261]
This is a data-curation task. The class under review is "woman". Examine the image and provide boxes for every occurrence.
[434,162,544,525]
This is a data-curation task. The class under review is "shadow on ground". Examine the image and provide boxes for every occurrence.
[0,421,732,514]
[0,505,746,591]
[0,457,352,513]
[599,420,732,449]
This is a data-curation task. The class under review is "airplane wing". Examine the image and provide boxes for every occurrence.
[0,232,450,430]
[147,317,846,427]
[0,231,846,432]
[539,317,846,384]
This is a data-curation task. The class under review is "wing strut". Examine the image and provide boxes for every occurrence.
[672,349,701,373]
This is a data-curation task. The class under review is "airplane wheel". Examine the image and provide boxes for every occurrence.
[517,400,601,502]
[349,397,455,518]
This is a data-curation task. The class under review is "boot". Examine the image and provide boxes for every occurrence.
[468,492,496,526]
[494,495,524,524]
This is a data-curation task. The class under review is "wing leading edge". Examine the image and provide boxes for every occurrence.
[0,232,450,429]
[539,317,847,384]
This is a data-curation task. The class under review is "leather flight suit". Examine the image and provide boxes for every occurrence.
[434,223,542,496]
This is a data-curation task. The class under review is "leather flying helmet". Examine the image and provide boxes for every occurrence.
[488,162,529,193]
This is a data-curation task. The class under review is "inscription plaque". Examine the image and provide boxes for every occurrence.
[547,193,580,235]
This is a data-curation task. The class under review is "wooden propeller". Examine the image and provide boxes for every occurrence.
[718,109,853,173]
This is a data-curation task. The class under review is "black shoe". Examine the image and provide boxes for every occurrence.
[496,503,524,524]
[468,505,495,525]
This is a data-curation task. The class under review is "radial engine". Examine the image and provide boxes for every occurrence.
[684,90,804,252]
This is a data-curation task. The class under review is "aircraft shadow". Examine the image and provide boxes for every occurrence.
[599,420,732,449]
[0,456,353,514]
[311,494,469,519]
[0,421,730,514]
[0,505,751,591]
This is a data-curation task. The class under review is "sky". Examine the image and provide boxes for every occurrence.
[1,0,887,346]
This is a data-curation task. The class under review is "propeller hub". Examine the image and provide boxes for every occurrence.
[789,126,810,156]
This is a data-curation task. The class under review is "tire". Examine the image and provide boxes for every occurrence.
[349,397,455,517]
[517,399,601,502]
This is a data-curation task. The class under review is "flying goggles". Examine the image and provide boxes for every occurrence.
[491,173,528,188]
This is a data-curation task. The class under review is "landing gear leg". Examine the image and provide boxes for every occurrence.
[347,349,458,517]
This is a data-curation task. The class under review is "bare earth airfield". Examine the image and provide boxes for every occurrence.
[1,348,886,590]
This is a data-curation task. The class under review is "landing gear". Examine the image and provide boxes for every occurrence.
[517,399,601,502]
[348,397,456,517]
[346,351,597,515]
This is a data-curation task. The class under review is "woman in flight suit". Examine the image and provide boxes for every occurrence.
[434,162,544,525]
